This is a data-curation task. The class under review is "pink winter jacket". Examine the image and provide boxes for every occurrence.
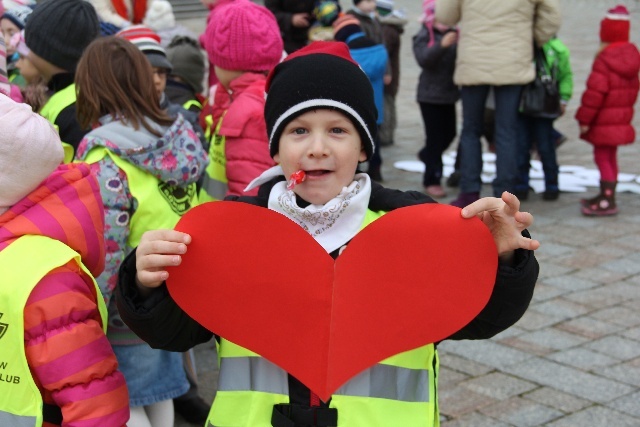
[213,72,276,196]
[0,163,129,426]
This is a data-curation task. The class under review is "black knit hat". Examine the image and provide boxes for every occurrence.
[265,41,377,161]
[25,0,99,72]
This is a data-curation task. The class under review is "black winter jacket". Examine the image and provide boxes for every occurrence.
[117,178,539,405]
[265,0,316,54]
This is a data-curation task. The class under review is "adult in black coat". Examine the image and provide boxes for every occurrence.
[265,0,317,53]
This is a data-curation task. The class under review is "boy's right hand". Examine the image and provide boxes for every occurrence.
[135,229,192,290]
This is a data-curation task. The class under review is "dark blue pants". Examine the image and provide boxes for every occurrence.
[516,115,559,192]
[459,85,522,196]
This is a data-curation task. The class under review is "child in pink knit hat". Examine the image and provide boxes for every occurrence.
[199,0,284,201]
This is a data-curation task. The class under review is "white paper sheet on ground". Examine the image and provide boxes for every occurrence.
[558,174,590,192]
[443,165,455,177]
[617,182,640,194]
[529,180,545,193]
[392,159,636,193]
[393,160,425,173]
[617,172,637,183]
[482,152,497,162]
[559,165,587,173]
[442,154,456,166]
[482,163,497,174]
[529,168,545,179]
[481,174,494,184]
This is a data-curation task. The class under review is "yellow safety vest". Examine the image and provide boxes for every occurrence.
[199,113,228,202]
[0,235,108,427]
[183,99,203,111]
[83,147,199,248]
[207,209,440,427]
[39,84,77,164]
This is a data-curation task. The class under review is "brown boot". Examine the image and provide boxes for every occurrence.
[581,181,618,216]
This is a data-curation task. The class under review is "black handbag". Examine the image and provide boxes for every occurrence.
[519,47,561,118]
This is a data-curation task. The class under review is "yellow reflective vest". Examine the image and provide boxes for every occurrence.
[83,147,199,248]
[39,84,77,164]
[199,113,228,202]
[206,209,440,427]
[0,235,107,427]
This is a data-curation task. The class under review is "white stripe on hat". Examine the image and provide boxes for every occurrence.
[268,98,375,154]
[605,13,630,20]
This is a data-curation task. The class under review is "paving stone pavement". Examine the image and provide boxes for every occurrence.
[175,1,640,425]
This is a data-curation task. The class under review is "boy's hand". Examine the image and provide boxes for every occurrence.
[459,192,540,263]
[136,229,192,290]
[579,125,589,134]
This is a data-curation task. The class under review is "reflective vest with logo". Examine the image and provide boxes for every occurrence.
[206,209,440,427]
[0,235,108,427]
[39,84,77,164]
[199,113,228,202]
[83,147,199,247]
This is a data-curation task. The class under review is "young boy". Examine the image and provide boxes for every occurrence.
[165,35,206,113]
[23,0,100,162]
[116,41,540,427]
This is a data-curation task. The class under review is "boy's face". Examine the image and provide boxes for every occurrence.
[274,109,366,205]
[152,67,168,98]
[16,54,39,84]
[1,19,20,56]
[357,0,377,14]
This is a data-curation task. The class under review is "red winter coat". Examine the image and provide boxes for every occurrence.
[575,42,640,146]
[209,72,276,197]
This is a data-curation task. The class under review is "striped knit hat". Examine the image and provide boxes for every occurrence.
[265,41,377,160]
[1,4,33,30]
[116,25,173,70]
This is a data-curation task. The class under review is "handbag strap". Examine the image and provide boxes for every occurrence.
[534,47,557,82]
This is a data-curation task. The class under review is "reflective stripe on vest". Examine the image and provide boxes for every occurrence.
[207,209,440,427]
[39,84,77,164]
[199,113,227,202]
[0,235,108,427]
[83,147,199,248]
[183,99,203,111]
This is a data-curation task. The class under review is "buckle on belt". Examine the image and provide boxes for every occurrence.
[271,403,338,427]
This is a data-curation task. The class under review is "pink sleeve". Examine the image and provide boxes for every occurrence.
[24,263,129,426]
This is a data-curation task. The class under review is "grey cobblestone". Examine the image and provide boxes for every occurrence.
[479,397,563,427]
[460,373,538,400]
[502,359,635,403]
[546,406,640,427]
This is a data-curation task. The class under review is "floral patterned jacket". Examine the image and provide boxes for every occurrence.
[76,114,209,345]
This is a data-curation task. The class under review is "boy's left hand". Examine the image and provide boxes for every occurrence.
[460,192,540,263]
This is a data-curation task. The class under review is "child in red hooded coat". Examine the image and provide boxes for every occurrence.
[576,5,640,216]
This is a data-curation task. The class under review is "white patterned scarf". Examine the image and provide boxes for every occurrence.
[245,166,371,253]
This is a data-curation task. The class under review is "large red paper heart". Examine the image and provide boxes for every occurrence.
[167,202,497,402]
